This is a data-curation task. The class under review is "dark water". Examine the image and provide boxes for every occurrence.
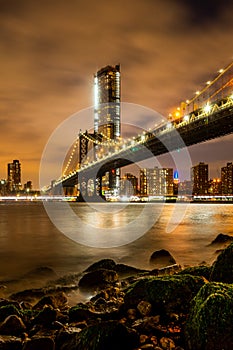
[0,201,232,291]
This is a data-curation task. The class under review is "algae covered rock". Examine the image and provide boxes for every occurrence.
[0,305,21,323]
[124,274,205,315]
[74,320,138,350]
[69,303,95,322]
[210,242,233,283]
[185,282,233,350]
[178,265,211,280]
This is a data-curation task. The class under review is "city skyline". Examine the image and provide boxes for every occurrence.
[0,1,233,187]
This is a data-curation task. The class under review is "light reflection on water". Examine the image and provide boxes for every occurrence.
[0,202,232,285]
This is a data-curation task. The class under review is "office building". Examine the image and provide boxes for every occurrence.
[208,178,222,195]
[120,173,138,196]
[94,64,121,140]
[7,159,21,192]
[221,162,233,195]
[94,64,121,194]
[191,162,208,195]
[140,167,174,196]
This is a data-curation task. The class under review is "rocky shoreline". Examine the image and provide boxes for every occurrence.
[0,233,233,349]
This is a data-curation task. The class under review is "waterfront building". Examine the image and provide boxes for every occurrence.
[173,170,179,195]
[221,162,233,195]
[178,180,193,196]
[120,173,138,196]
[94,64,121,194]
[0,179,7,196]
[208,178,222,195]
[24,181,32,193]
[140,167,174,196]
[94,64,121,140]
[7,159,21,192]
[191,162,209,195]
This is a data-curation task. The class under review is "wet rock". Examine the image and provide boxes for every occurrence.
[55,328,82,350]
[69,303,96,322]
[115,264,148,277]
[73,320,138,350]
[124,275,205,315]
[157,264,181,276]
[84,259,116,272]
[160,336,176,349]
[178,266,211,280]
[10,289,45,303]
[0,335,22,350]
[150,250,176,268]
[137,301,152,317]
[185,282,233,350]
[22,267,57,281]
[210,233,233,245]
[0,305,21,323]
[210,242,233,283]
[78,269,118,291]
[22,336,55,350]
[127,308,137,320]
[0,300,21,310]
[132,315,160,334]
[33,292,68,310]
[32,305,57,327]
[0,315,26,336]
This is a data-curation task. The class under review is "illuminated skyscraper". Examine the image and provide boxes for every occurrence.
[94,64,121,140]
[221,162,233,195]
[94,65,121,194]
[191,162,208,195]
[7,159,21,192]
[140,167,174,196]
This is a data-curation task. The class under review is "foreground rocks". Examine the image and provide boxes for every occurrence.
[0,241,233,349]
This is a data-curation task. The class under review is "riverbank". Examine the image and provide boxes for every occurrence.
[0,234,233,349]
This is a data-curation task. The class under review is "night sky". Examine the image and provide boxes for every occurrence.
[0,0,233,187]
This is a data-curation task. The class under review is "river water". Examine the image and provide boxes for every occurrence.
[0,201,232,289]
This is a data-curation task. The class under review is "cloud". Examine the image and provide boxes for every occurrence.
[0,0,232,186]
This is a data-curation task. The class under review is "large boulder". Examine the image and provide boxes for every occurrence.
[22,336,55,350]
[185,282,233,350]
[149,250,176,268]
[124,274,205,315]
[78,269,118,292]
[0,305,21,323]
[0,315,26,336]
[32,305,57,327]
[33,292,68,310]
[0,335,22,350]
[57,320,138,350]
[22,267,57,281]
[209,233,233,245]
[84,259,117,272]
[84,259,146,278]
[69,303,96,322]
[210,242,233,283]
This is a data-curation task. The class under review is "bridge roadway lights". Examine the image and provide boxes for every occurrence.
[59,104,233,194]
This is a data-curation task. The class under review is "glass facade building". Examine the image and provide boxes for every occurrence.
[7,159,21,192]
[94,64,121,140]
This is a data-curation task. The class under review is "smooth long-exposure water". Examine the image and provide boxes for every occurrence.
[0,201,232,288]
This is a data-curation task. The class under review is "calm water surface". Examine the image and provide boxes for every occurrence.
[0,201,232,283]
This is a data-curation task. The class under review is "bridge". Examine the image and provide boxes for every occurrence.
[45,61,233,199]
